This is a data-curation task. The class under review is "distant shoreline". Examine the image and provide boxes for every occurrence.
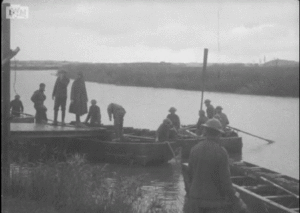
[11,61,299,98]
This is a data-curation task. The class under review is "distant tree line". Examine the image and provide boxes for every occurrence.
[59,63,299,97]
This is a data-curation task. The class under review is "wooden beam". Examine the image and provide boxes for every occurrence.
[1,3,11,196]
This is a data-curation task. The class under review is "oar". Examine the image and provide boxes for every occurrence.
[165,141,179,164]
[260,176,299,199]
[123,134,154,141]
[228,125,274,144]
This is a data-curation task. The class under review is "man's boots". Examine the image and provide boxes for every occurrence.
[53,110,58,125]
[61,110,66,125]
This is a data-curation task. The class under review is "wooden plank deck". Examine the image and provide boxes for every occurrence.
[10,123,111,138]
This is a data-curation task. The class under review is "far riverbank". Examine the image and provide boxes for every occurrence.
[12,61,299,97]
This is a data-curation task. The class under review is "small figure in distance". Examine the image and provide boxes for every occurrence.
[155,118,173,142]
[85,99,101,127]
[52,69,70,126]
[10,94,24,117]
[107,103,126,141]
[204,99,215,119]
[196,110,208,136]
[31,83,48,124]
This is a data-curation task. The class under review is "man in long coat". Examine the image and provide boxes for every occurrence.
[69,71,88,125]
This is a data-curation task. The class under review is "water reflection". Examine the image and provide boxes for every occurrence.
[102,161,185,210]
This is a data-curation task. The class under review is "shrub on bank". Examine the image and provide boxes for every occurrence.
[7,154,180,213]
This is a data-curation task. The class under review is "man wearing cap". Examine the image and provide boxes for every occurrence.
[85,99,101,126]
[167,107,181,130]
[31,83,48,124]
[107,103,126,141]
[215,106,229,130]
[204,99,215,119]
[196,110,208,136]
[186,118,248,213]
[156,118,173,142]
[52,69,70,125]
[10,94,24,117]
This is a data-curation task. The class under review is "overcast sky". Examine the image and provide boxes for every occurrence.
[4,0,299,63]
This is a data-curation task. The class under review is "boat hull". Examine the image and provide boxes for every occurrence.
[176,136,243,159]
[85,139,176,166]
[182,163,299,213]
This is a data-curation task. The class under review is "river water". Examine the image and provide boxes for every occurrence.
[10,70,299,210]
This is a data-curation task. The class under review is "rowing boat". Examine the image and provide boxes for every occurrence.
[230,161,299,196]
[182,163,299,213]
[106,125,243,159]
[176,136,242,159]
[84,138,177,166]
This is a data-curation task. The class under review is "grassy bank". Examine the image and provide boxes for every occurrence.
[12,61,299,97]
[4,154,180,213]
[62,63,299,97]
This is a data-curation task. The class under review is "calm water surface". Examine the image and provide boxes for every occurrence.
[10,70,299,210]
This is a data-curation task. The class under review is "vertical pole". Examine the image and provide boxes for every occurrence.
[1,3,11,196]
[200,48,208,112]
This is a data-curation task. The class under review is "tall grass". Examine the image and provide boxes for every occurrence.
[5,154,182,213]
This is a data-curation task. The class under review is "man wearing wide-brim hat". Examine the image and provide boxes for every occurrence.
[214,105,229,131]
[185,118,248,213]
[167,107,181,131]
[204,99,215,119]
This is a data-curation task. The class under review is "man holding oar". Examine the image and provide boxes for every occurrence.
[155,118,176,142]
[196,110,208,136]
[185,118,248,213]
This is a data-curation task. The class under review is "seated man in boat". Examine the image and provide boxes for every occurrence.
[31,83,48,124]
[214,106,229,131]
[196,110,208,136]
[10,94,24,117]
[85,99,101,126]
[185,118,248,213]
[155,118,177,142]
[204,99,215,119]
[167,107,181,131]
[107,103,126,141]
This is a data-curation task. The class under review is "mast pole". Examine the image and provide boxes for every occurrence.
[200,48,208,112]
[1,3,11,196]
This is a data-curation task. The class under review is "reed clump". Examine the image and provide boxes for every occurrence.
[5,154,181,213]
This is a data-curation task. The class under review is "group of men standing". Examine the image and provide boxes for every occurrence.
[10,70,126,140]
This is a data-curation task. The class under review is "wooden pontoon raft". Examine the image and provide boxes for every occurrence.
[182,163,299,213]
